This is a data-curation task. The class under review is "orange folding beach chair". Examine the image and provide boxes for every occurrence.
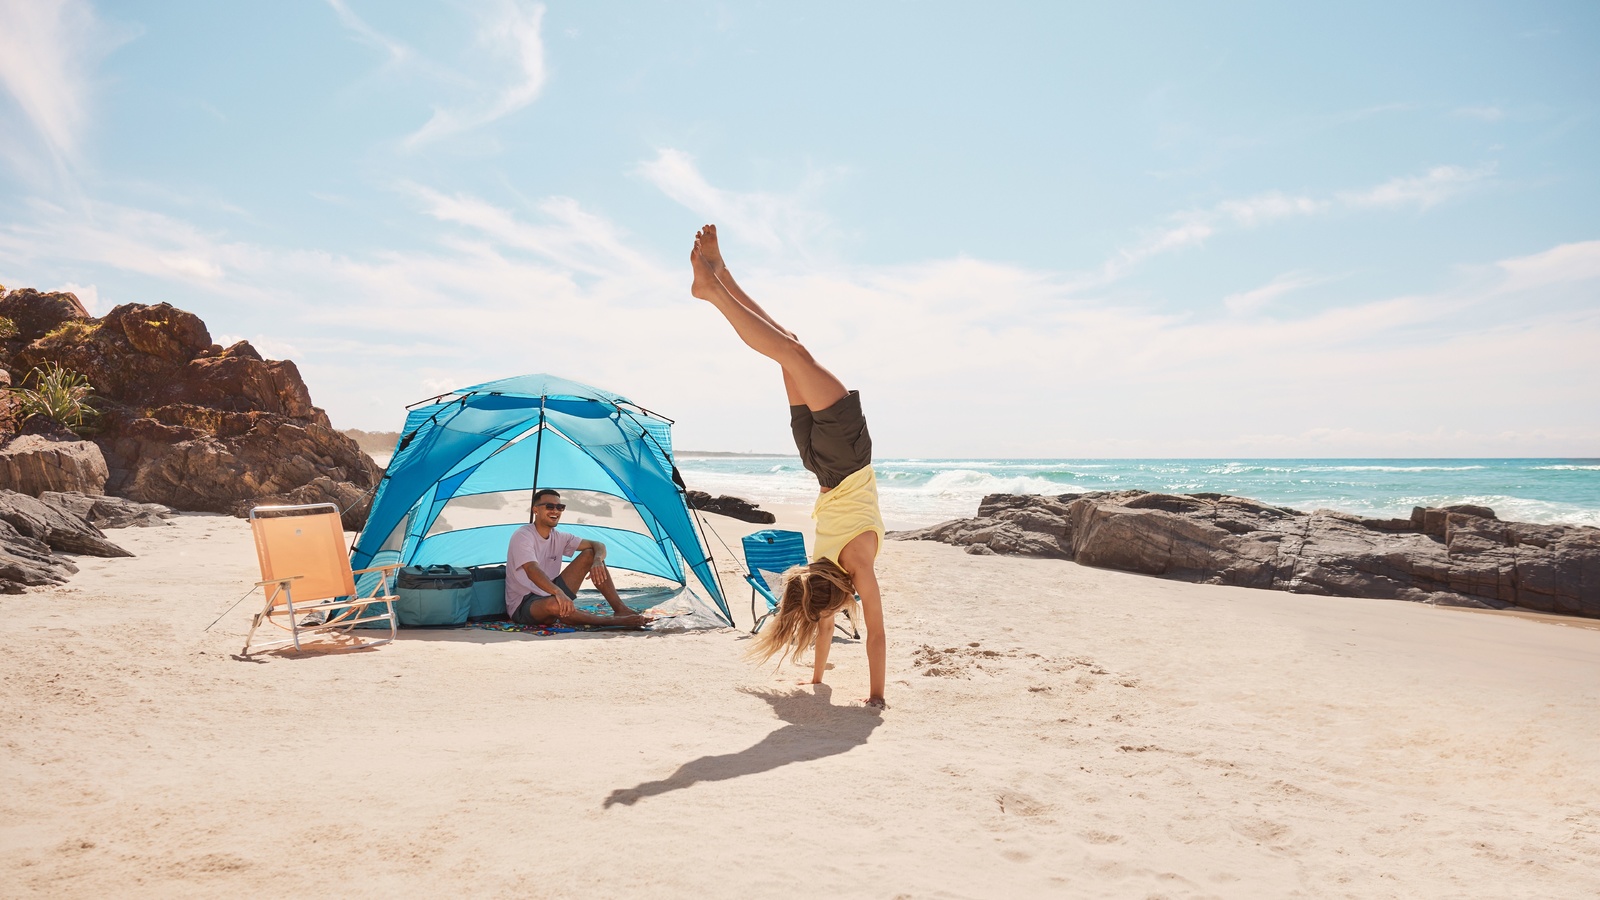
[241,503,401,655]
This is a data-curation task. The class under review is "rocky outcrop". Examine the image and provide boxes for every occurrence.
[39,491,175,529]
[0,490,136,558]
[0,490,172,592]
[892,492,1600,619]
[0,288,91,345]
[686,490,776,524]
[0,434,109,496]
[0,519,77,592]
[0,289,379,530]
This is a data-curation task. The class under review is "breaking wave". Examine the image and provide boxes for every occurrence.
[673,457,1600,529]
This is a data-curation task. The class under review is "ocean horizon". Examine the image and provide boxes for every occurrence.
[672,457,1600,531]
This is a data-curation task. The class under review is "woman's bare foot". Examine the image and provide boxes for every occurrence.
[863,696,889,710]
[697,224,726,272]
[689,239,723,301]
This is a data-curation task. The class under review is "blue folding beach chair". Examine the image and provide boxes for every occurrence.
[743,529,859,639]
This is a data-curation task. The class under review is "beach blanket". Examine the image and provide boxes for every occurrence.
[467,620,578,636]
[466,612,689,637]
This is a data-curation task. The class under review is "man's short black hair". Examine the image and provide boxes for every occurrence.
[532,488,561,505]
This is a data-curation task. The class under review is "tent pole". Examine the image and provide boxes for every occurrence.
[529,395,546,523]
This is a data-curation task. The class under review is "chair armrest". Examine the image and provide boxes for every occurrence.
[744,573,779,604]
[351,564,402,575]
[255,575,305,587]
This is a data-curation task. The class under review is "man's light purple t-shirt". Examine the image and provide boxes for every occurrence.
[505,524,583,616]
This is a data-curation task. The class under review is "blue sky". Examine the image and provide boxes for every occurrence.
[0,1,1596,456]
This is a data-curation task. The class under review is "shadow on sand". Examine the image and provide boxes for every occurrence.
[603,685,881,808]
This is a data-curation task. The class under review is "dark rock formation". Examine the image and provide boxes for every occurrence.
[0,519,77,592]
[892,491,1600,619]
[0,490,172,592]
[0,489,131,559]
[686,490,776,524]
[0,289,379,530]
[0,434,109,496]
[0,288,91,344]
[39,491,175,529]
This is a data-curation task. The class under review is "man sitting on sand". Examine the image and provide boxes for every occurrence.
[505,489,648,628]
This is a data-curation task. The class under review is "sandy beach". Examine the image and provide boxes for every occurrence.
[2,504,1597,899]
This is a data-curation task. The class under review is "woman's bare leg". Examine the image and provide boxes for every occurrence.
[696,225,795,339]
[691,228,846,411]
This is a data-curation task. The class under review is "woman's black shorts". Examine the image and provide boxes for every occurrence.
[790,390,872,490]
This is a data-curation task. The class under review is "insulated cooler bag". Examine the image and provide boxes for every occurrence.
[468,564,508,621]
[395,565,473,626]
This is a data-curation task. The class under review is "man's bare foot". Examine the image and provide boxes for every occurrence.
[612,614,648,627]
[689,238,722,301]
[697,224,726,272]
[864,696,889,710]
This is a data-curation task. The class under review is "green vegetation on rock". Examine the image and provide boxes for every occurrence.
[11,363,99,431]
[40,319,99,343]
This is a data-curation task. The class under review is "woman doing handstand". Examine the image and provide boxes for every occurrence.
[690,224,888,710]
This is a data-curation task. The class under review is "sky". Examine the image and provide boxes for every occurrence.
[0,0,1596,457]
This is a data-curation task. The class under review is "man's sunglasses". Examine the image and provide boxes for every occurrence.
[536,502,567,511]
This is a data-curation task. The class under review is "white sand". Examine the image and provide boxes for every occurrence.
[2,508,1597,898]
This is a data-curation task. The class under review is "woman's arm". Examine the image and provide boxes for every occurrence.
[810,612,835,684]
[841,534,887,708]
[855,566,887,707]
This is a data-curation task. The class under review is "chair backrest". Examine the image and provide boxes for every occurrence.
[742,529,807,589]
[251,504,355,606]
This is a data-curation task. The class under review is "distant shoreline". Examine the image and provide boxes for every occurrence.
[674,450,791,458]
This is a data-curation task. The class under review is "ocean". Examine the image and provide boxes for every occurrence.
[673,458,1600,531]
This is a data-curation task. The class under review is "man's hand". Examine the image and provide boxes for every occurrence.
[554,592,576,618]
[591,560,612,590]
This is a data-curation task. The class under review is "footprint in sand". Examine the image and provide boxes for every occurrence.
[910,643,1137,692]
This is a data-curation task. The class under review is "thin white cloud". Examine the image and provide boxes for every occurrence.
[1217,191,1329,227]
[1087,164,1497,288]
[407,183,657,279]
[0,197,260,291]
[1496,239,1600,293]
[1091,219,1214,285]
[1223,271,1329,314]
[0,0,135,180]
[1455,106,1505,122]
[635,148,836,259]
[404,1,547,148]
[325,0,412,67]
[1337,164,1493,210]
[2,182,1593,457]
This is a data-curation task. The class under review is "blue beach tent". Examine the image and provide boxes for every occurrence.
[349,374,731,624]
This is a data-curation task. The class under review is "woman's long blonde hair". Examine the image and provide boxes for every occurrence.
[747,559,858,667]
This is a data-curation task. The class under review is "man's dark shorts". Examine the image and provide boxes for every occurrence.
[790,389,872,490]
[511,574,575,625]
